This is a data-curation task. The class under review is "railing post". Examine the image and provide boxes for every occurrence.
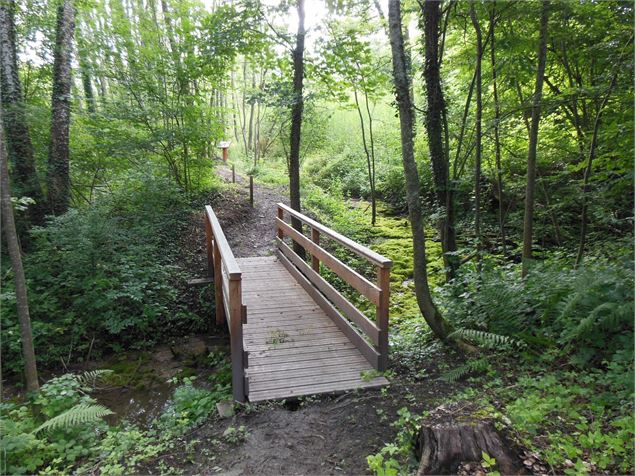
[277,206,284,239]
[229,277,246,402]
[213,241,225,326]
[205,216,214,277]
[376,266,390,371]
[311,228,320,272]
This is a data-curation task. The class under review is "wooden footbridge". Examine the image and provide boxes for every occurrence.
[204,203,391,402]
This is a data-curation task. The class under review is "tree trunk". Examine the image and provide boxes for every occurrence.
[353,88,376,226]
[0,0,46,225]
[47,0,75,215]
[521,0,549,278]
[76,20,96,114]
[0,107,39,393]
[388,0,450,341]
[421,0,458,281]
[470,3,483,273]
[575,61,623,267]
[289,0,306,258]
[489,2,507,256]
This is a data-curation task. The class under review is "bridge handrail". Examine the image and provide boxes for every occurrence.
[275,203,391,371]
[204,205,246,402]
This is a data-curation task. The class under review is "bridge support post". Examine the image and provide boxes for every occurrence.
[229,277,246,402]
[213,241,225,326]
[377,266,390,371]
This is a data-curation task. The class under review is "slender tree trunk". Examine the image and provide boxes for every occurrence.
[521,0,549,278]
[0,0,46,225]
[0,108,39,393]
[489,3,507,256]
[47,0,75,215]
[470,3,483,272]
[575,62,623,267]
[289,0,306,258]
[388,0,450,341]
[363,88,377,226]
[353,88,376,225]
[421,0,457,281]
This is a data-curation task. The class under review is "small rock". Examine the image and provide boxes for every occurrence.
[217,401,235,418]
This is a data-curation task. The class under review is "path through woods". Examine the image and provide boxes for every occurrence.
[153,166,462,475]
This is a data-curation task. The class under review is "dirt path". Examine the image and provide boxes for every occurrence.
[215,165,289,257]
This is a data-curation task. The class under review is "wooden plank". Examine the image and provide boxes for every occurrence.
[250,369,380,392]
[277,249,380,368]
[276,218,381,306]
[242,303,320,313]
[248,362,371,383]
[244,321,338,334]
[247,348,363,366]
[246,336,351,352]
[244,324,340,336]
[277,203,392,269]
[187,277,214,286]
[244,329,345,345]
[277,239,380,344]
[247,342,356,359]
[246,355,368,374]
[248,377,388,402]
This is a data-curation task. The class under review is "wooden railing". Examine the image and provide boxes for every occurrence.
[204,205,246,402]
[275,203,392,371]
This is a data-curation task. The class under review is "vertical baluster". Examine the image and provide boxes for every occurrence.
[311,228,320,272]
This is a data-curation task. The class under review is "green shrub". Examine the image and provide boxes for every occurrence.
[1,176,207,376]
[0,373,112,474]
[440,255,634,368]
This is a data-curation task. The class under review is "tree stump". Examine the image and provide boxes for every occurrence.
[415,403,524,475]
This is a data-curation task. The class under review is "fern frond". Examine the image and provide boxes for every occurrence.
[449,328,525,349]
[441,358,489,383]
[75,369,114,388]
[34,403,113,433]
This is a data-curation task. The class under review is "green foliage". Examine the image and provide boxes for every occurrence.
[440,357,490,383]
[505,372,634,474]
[367,407,423,475]
[35,404,114,434]
[1,176,209,376]
[440,255,634,366]
[0,372,111,474]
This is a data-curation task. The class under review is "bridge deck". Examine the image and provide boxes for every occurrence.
[238,256,388,402]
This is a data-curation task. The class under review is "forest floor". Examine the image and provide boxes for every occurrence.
[141,164,467,475]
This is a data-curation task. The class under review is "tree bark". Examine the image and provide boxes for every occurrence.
[421,0,458,281]
[388,0,450,341]
[521,0,549,278]
[0,106,39,393]
[0,0,46,225]
[470,3,483,272]
[47,0,75,215]
[489,2,507,256]
[289,0,306,258]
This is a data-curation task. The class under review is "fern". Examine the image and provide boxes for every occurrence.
[441,358,490,383]
[449,328,525,350]
[34,403,113,433]
[75,369,114,388]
